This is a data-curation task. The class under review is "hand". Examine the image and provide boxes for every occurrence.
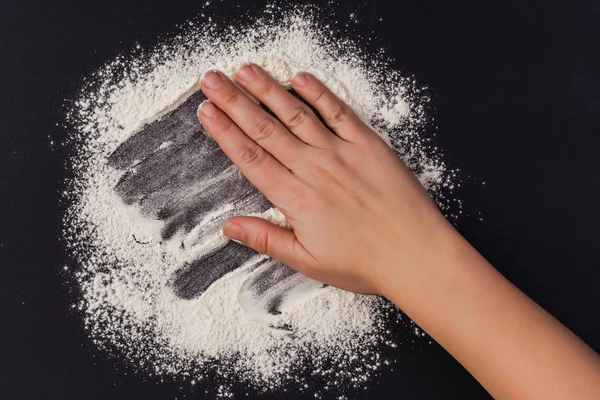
[198,64,600,400]
[198,64,454,295]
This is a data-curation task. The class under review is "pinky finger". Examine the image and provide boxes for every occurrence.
[290,72,372,143]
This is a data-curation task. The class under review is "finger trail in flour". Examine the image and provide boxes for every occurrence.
[239,259,326,316]
[108,91,271,240]
[108,88,317,308]
[171,241,258,299]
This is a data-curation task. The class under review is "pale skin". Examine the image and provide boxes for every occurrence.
[197,64,600,399]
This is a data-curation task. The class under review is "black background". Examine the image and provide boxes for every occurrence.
[1,0,599,399]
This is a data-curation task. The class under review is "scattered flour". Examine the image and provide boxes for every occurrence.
[63,4,457,397]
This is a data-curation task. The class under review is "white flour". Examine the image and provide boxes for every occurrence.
[63,4,456,397]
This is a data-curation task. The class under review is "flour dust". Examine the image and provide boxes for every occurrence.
[63,4,457,397]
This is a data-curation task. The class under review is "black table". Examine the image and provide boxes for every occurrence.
[2,0,599,399]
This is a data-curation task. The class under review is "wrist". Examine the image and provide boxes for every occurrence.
[375,221,469,306]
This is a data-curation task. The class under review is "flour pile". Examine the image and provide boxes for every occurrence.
[63,5,455,396]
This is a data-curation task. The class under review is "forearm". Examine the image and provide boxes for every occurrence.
[381,228,600,400]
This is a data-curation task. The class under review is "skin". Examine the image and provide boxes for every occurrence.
[197,63,600,399]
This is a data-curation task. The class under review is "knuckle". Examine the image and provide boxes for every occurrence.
[237,143,264,166]
[252,118,276,141]
[324,153,346,170]
[368,136,390,155]
[253,232,269,254]
[328,105,348,126]
[307,164,333,183]
[278,184,307,215]
[286,107,310,128]
[223,90,240,106]
[313,89,326,103]
[360,133,392,158]
[304,152,347,186]
[258,81,275,97]
[214,118,234,133]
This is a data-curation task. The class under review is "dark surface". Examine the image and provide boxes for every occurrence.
[1,0,599,399]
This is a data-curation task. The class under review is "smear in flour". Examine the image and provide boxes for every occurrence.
[63,4,458,396]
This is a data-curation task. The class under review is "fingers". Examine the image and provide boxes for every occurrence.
[201,70,305,168]
[223,216,315,275]
[290,72,372,143]
[197,100,293,202]
[235,64,337,148]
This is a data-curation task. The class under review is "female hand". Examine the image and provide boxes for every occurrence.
[199,64,600,400]
[198,64,455,295]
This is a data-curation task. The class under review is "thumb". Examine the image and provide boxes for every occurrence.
[222,216,312,271]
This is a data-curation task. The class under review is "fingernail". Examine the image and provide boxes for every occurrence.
[292,72,309,87]
[237,64,256,82]
[202,70,222,89]
[223,221,244,243]
[198,101,218,118]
